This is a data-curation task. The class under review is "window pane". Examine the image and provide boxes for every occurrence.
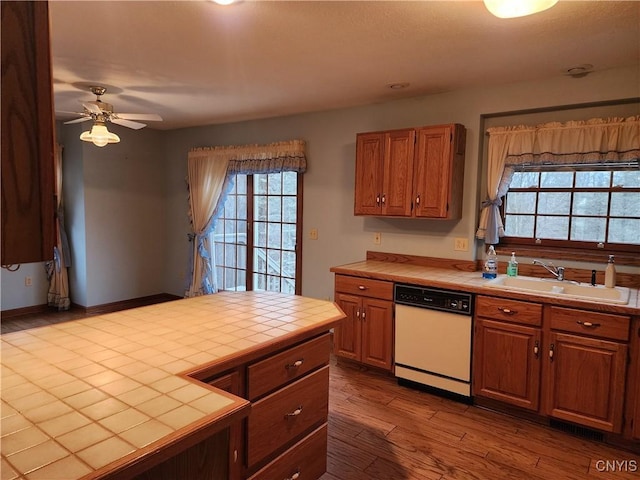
[282,224,296,250]
[281,279,295,294]
[541,171,573,188]
[612,170,640,188]
[611,192,640,216]
[254,174,267,194]
[255,195,267,219]
[282,172,297,195]
[254,247,267,273]
[571,217,606,242]
[236,175,247,194]
[282,251,296,278]
[573,192,609,216]
[506,192,536,214]
[510,171,539,188]
[504,214,534,238]
[254,272,266,291]
[237,195,247,218]
[282,197,297,223]
[267,275,280,292]
[255,222,266,247]
[237,245,247,269]
[538,192,570,215]
[609,218,640,243]
[575,171,610,188]
[224,244,236,267]
[267,249,281,275]
[536,216,569,240]
[267,173,282,194]
[268,196,282,222]
[267,223,281,248]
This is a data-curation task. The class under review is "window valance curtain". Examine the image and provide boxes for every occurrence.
[476,115,640,244]
[185,140,306,297]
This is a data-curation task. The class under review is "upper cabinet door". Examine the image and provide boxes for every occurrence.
[1,1,55,265]
[381,129,415,216]
[413,124,466,219]
[354,133,385,215]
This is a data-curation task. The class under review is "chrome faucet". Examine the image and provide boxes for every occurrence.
[532,259,565,281]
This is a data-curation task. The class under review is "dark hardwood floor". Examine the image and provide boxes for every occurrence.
[3,310,639,479]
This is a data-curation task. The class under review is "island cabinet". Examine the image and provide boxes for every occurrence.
[1,0,56,265]
[353,123,466,219]
[333,274,394,371]
[204,333,332,480]
[629,317,640,440]
[545,306,630,434]
[473,296,543,411]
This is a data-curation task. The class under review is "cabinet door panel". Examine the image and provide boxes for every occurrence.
[473,319,541,411]
[382,129,415,216]
[354,133,384,215]
[334,294,361,361]
[361,298,393,370]
[547,332,626,433]
[413,126,452,218]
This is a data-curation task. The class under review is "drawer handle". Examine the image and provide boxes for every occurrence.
[549,343,554,361]
[285,405,303,418]
[577,321,601,328]
[285,470,300,480]
[286,359,304,369]
[358,285,368,290]
[533,340,539,358]
[498,307,517,315]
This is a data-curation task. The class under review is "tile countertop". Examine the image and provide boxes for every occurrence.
[0,291,345,480]
[330,260,640,315]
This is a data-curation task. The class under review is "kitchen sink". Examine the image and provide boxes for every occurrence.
[485,275,631,305]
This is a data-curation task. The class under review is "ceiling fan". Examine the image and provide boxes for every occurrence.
[62,86,162,146]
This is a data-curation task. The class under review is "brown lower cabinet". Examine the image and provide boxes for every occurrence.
[631,318,640,440]
[205,333,331,479]
[333,275,394,371]
[473,296,632,435]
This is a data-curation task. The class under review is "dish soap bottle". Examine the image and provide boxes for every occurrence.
[507,252,518,277]
[483,245,498,279]
[604,255,616,288]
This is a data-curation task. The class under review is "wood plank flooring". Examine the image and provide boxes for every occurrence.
[3,310,639,479]
[323,358,640,480]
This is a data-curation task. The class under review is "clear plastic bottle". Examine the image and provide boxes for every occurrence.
[604,254,616,288]
[507,252,518,277]
[483,245,498,279]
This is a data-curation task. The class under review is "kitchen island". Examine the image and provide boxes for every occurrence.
[1,291,345,480]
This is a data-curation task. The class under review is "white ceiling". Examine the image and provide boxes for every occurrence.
[50,1,640,131]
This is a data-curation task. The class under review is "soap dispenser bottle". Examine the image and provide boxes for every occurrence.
[507,252,518,277]
[604,255,616,288]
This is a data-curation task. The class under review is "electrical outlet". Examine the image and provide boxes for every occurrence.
[24,276,32,287]
[374,232,381,245]
[454,238,469,251]
[309,228,318,240]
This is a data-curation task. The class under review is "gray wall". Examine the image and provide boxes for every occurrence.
[2,64,638,310]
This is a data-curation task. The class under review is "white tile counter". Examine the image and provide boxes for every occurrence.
[1,292,344,479]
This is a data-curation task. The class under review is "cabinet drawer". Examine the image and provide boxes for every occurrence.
[247,334,330,400]
[549,307,630,341]
[247,424,327,480]
[476,295,542,326]
[335,274,393,300]
[247,366,329,467]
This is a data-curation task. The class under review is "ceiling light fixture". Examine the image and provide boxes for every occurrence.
[80,121,120,147]
[211,0,236,5]
[483,0,558,18]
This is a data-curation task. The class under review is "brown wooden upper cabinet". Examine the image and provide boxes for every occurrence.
[1,1,56,265]
[354,124,466,219]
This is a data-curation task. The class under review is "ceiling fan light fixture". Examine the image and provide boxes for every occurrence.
[80,123,120,147]
[484,0,558,18]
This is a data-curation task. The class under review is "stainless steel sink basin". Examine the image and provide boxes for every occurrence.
[485,275,630,305]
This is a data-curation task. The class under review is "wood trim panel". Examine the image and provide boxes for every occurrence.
[334,274,393,300]
[77,294,182,315]
[366,251,477,272]
[549,306,630,342]
[476,295,543,327]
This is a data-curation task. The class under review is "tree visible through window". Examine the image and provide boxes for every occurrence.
[503,167,639,251]
[212,171,301,293]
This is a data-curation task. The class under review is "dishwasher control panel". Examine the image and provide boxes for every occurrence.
[394,284,473,315]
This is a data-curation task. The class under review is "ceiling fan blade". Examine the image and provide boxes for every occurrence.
[83,102,102,114]
[110,118,147,130]
[64,117,92,125]
[114,113,163,121]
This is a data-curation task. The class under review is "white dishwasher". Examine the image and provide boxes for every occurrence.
[394,284,474,400]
